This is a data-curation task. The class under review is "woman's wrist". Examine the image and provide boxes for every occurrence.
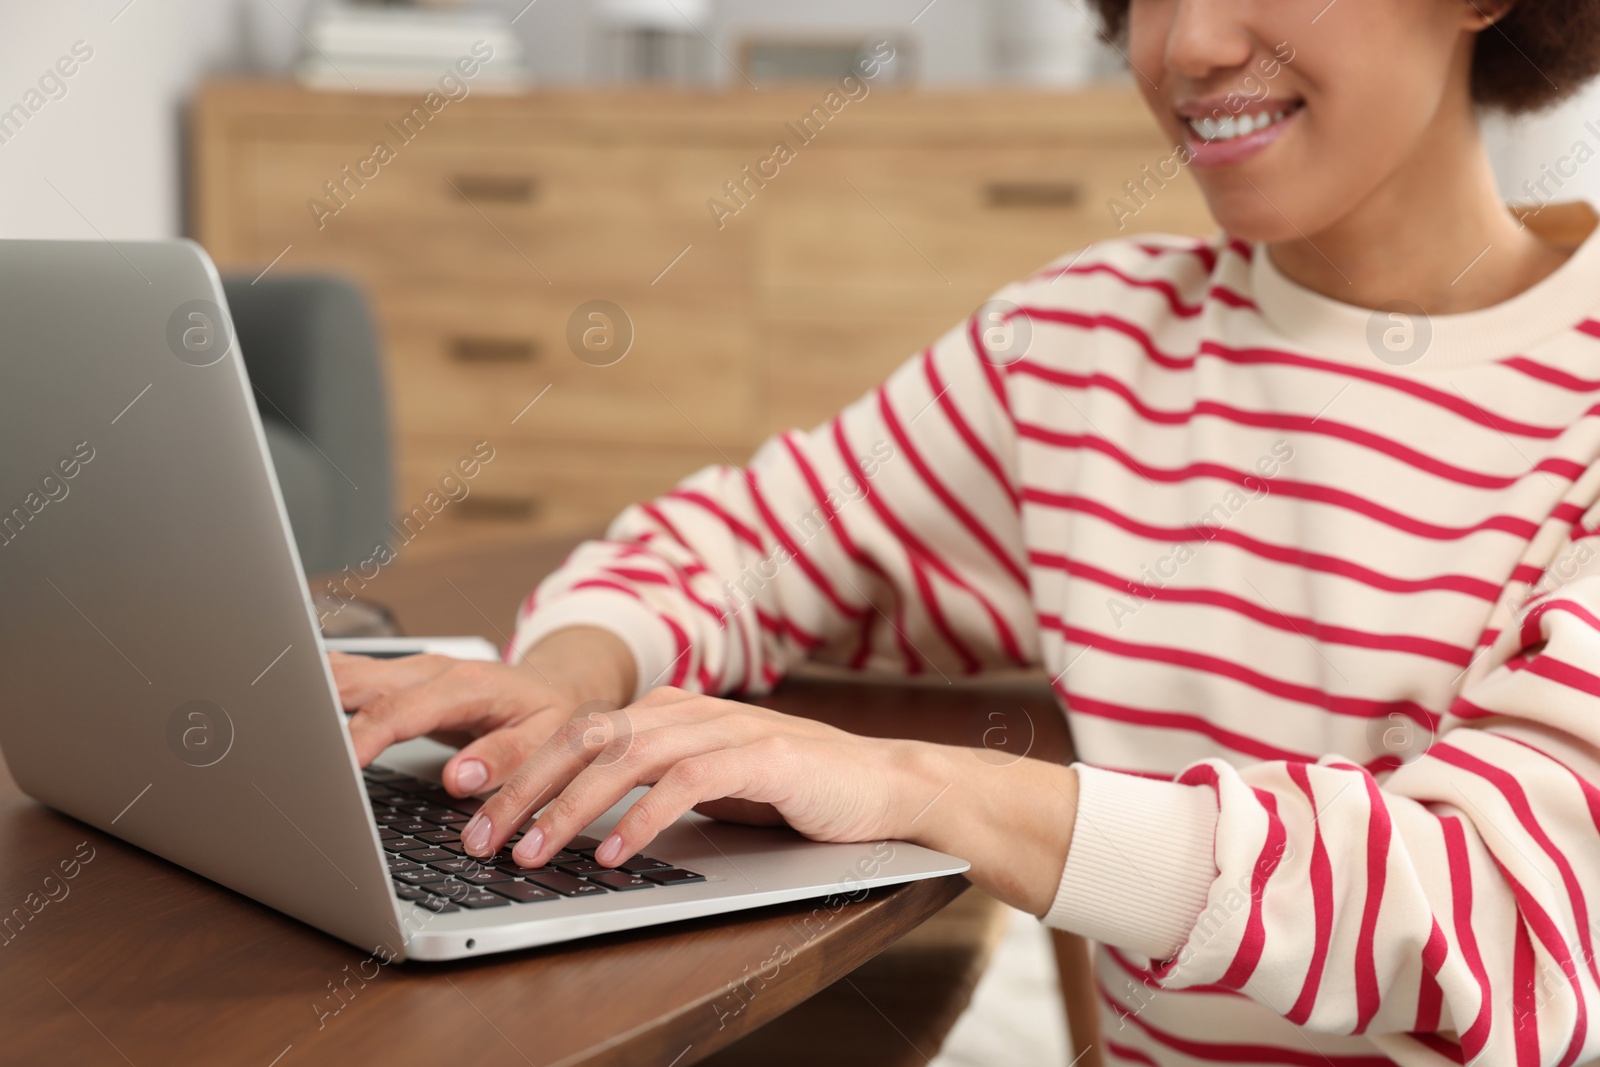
[888,739,1079,917]
[520,626,638,710]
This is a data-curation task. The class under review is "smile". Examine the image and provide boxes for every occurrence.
[1187,104,1300,143]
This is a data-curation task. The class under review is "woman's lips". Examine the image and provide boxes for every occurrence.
[1182,104,1303,169]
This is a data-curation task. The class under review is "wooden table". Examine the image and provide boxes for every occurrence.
[0,537,1074,1067]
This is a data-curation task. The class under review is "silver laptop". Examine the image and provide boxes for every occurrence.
[0,238,967,962]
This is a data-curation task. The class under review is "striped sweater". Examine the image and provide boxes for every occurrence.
[510,224,1600,1066]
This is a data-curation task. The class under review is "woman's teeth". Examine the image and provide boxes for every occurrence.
[1188,108,1291,143]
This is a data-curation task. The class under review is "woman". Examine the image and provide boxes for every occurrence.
[333,1,1600,1061]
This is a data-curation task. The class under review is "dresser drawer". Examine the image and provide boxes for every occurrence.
[372,283,756,449]
[234,137,751,290]
[395,436,728,545]
[761,143,1212,291]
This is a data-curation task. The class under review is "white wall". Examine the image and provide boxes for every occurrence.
[3,0,1597,240]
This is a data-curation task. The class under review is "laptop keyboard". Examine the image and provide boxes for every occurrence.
[364,764,705,913]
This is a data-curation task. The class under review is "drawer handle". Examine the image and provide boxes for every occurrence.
[455,495,543,522]
[449,337,540,364]
[985,181,1083,209]
[449,174,538,203]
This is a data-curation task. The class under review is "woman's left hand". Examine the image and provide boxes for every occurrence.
[455,686,926,870]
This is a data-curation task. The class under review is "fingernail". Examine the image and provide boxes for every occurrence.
[461,813,492,856]
[455,759,488,793]
[512,827,544,867]
[596,833,624,866]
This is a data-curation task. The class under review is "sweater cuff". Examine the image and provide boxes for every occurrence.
[506,591,683,701]
[1044,764,1220,960]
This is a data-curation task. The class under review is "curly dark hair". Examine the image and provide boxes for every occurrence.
[1086,0,1600,112]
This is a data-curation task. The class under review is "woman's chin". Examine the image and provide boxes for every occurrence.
[1199,192,1307,244]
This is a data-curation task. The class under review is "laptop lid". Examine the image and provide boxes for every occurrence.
[0,239,404,957]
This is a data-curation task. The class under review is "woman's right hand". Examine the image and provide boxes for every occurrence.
[329,626,638,798]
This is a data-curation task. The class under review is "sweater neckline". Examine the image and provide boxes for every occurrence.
[1249,202,1600,370]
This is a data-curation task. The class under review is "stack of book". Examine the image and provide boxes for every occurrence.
[297,3,527,92]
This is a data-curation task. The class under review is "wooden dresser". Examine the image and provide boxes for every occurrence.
[191,81,1213,556]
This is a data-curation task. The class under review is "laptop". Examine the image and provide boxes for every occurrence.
[0,238,968,962]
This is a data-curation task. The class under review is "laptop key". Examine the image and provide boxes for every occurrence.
[394,868,451,886]
[412,895,460,914]
[430,810,469,825]
[415,829,461,844]
[494,861,555,877]
[555,860,607,877]
[641,868,706,886]
[454,889,512,910]
[374,811,409,826]
[588,872,654,892]
[389,820,436,836]
[527,872,607,897]
[566,836,604,855]
[620,856,674,874]
[488,880,557,904]
[458,868,513,886]
[387,858,423,873]
[382,838,424,853]
[377,829,403,842]
[398,848,454,864]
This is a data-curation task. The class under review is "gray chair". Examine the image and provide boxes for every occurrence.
[221,274,393,578]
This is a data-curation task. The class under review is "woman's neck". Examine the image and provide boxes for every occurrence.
[1267,101,1574,315]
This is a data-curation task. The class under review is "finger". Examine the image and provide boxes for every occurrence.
[597,752,759,866]
[442,716,566,796]
[461,711,656,859]
[328,652,453,711]
[346,668,501,767]
[504,721,749,866]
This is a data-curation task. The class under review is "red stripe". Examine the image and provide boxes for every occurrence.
[1033,261,1222,317]
[1526,653,1600,698]
[663,489,764,550]
[1505,353,1600,392]
[1098,981,1395,1066]
[1016,421,1541,542]
[836,420,1028,668]
[1415,920,1449,1034]
[922,353,1019,508]
[1042,616,1442,729]
[1511,918,1541,1067]
[778,434,920,674]
[1011,360,1586,489]
[1440,815,1493,1058]
[1105,1041,1163,1067]
[1408,1033,1465,1063]
[1350,769,1391,1034]
[1032,551,1474,666]
[1104,945,1246,997]
[1286,763,1335,1025]
[1063,690,1319,763]
[1016,306,1585,439]
[1491,855,1586,1067]
[966,315,1013,416]
[877,387,1029,587]
[1021,489,1502,601]
[1431,743,1600,990]
[1216,788,1287,990]
[1500,733,1600,872]
[1134,238,1220,273]
[835,422,984,672]
[743,468,867,622]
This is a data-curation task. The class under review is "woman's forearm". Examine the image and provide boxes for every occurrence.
[890,741,1079,917]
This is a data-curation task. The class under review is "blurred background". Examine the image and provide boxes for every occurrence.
[6,1,1594,575]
